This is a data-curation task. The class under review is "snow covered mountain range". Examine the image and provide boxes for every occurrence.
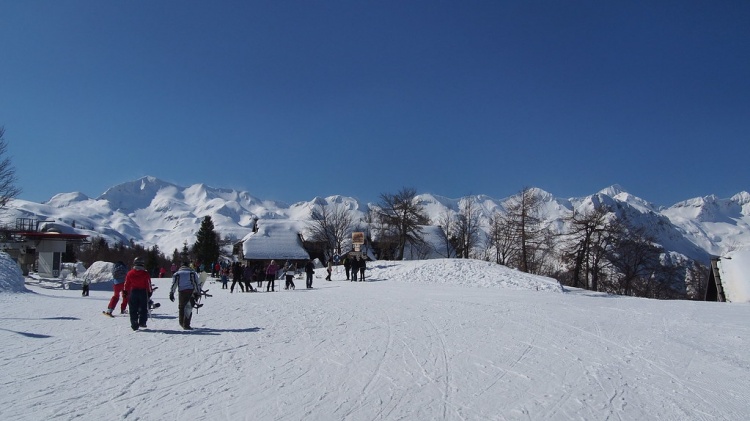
[6,176,750,262]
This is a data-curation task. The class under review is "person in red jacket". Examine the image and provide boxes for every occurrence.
[124,257,153,331]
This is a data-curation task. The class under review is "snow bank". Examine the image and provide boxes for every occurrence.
[80,261,115,284]
[0,252,28,293]
[67,261,117,292]
[369,258,564,292]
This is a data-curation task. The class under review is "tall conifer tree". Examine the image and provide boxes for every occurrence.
[192,216,220,268]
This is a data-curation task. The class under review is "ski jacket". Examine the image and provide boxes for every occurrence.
[304,261,315,274]
[124,267,152,292]
[266,263,279,275]
[171,266,200,294]
[112,262,128,285]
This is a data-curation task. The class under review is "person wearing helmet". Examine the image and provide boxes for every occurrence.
[124,257,153,331]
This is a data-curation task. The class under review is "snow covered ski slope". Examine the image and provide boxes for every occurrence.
[1,259,748,420]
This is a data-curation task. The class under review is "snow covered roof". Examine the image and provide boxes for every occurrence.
[240,220,310,261]
[716,250,750,303]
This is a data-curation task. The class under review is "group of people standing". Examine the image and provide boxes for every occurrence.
[343,255,367,282]
[98,254,368,332]
[217,261,257,293]
[262,259,316,291]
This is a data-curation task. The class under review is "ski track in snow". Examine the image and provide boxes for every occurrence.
[1,261,750,421]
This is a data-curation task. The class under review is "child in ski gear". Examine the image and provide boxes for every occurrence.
[265,260,279,292]
[170,262,201,330]
[220,268,229,289]
[326,261,332,281]
[124,257,153,330]
[82,278,90,296]
[304,260,315,289]
[104,261,129,316]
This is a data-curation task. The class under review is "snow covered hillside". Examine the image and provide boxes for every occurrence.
[1,255,749,420]
[5,176,749,260]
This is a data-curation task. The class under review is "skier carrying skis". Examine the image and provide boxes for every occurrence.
[283,261,296,290]
[170,262,201,330]
[124,257,153,331]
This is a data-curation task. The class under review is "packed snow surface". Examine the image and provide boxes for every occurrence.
[1,257,749,420]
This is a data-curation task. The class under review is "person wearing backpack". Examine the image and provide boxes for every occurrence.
[169,262,201,330]
[103,261,129,317]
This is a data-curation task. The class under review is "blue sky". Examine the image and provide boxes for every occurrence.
[2,1,748,207]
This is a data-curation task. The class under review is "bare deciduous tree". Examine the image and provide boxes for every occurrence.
[454,197,482,259]
[375,187,430,260]
[560,205,613,290]
[488,210,518,266]
[435,209,457,258]
[504,187,548,273]
[0,127,21,209]
[308,202,354,258]
[604,221,662,296]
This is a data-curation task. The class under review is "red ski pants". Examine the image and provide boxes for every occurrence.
[107,282,129,312]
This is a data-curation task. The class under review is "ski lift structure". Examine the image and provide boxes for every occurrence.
[0,218,89,277]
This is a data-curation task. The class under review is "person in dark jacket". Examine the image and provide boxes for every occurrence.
[351,256,359,282]
[230,261,245,293]
[359,256,366,281]
[304,260,315,289]
[343,256,351,280]
[243,264,256,292]
[124,257,153,331]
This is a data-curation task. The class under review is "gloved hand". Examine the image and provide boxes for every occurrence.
[169,293,175,302]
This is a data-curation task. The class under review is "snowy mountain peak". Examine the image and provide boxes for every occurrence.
[7,177,750,260]
[598,184,627,197]
[98,176,178,211]
[45,192,91,207]
[732,191,750,207]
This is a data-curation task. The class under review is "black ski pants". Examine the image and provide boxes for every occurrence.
[265,273,276,291]
[127,289,149,329]
[177,290,194,328]
[230,278,245,293]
